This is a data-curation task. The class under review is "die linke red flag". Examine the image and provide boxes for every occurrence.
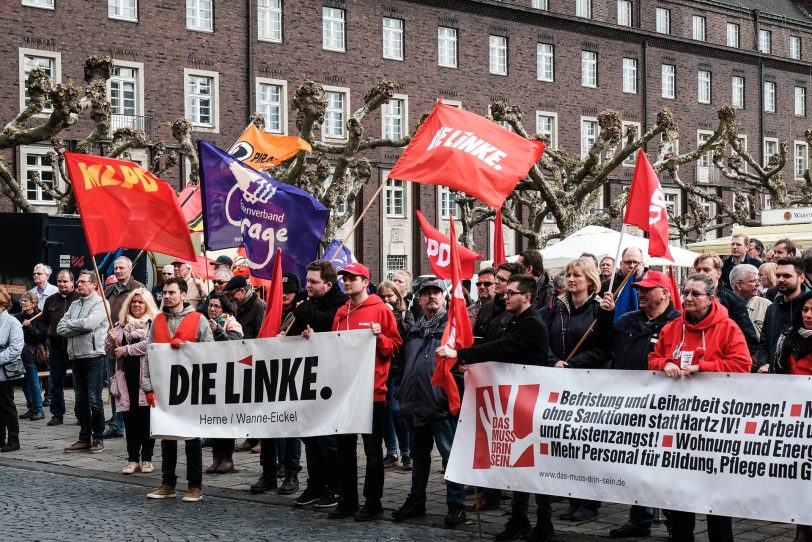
[623,149,674,261]
[257,248,283,338]
[388,102,545,209]
[416,210,482,280]
[431,218,474,416]
[492,207,506,266]
[65,153,196,260]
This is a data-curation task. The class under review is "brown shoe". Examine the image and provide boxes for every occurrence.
[183,487,204,502]
[465,494,500,511]
[64,440,91,453]
[88,440,104,454]
[234,439,256,452]
[147,485,177,499]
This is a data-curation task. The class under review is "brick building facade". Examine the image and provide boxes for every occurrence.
[2,0,811,280]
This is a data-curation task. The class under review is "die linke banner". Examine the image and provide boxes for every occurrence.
[147,330,375,439]
[446,363,812,525]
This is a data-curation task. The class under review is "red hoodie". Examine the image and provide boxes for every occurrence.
[649,300,750,373]
[332,293,402,401]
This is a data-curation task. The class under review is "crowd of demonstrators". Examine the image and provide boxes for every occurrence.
[29,263,59,310]
[0,287,24,453]
[14,292,47,421]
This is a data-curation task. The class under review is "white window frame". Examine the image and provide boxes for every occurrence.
[322,85,350,141]
[764,81,776,113]
[692,16,706,41]
[581,116,599,158]
[20,145,57,205]
[489,35,508,76]
[581,51,597,88]
[382,17,404,61]
[108,60,145,133]
[661,64,675,99]
[726,23,740,48]
[22,0,53,8]
[385,178,406,218]
[109,0,137,21]
[438,186,459,219]
[795,86,806,117]
[622,58,637,94]
[536,111,558,150]
[256,77,287,134]
[622,121,641,166]
[184,68,219,132]
[794,141,808,180]
[758,29,772,54]
[576,0,591,19]
[536,43,554,82]
[763,137,779,167]
[186,0,213,32]
[382,94,407,140]
[789,36,802,60]
[697,130,716,183]
[698,70,711,104]
[438,26,458,68]
[19,48,61,114]
[617,0,632,26]
[656,8,670,34]
[322,7,345,52]
[732,76,745,108]
[258,0,283,43]
[663,189,681,218]
[532,0,548,9]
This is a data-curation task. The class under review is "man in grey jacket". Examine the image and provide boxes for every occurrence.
[57,270,109,454]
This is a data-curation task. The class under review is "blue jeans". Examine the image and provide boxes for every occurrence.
[48,343,70,419]
[409,417,465,508]
[627,505,654,530]
[21,359,43,413]
[260,438,302,473]
[383,376,410,458]
[106,356,125,433]
[72,355,106,443]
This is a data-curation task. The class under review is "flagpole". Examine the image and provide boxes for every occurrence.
[329,181,386,260]
[607,224,627,293]
[91,255,116,330]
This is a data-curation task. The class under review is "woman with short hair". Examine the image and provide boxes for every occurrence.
[0,287,25,452]
[14,291,48,421]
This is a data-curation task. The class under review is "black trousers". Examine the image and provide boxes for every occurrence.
[211,439,235,460]
[161,438,203,489]
[668,511,733,542]
[121,358,154,462]
[302,435,338,491]
[335,401,385,508]
[0,380,19,445]
[513,492,553,528]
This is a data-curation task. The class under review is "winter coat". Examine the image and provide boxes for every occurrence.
[533,274,556,312]
[473,298,509,344]
[459,306,549,366]
[598,304,681,370]
[721,254,763,290]
[104,321,151,411]
[13,310,47,364]
[332,294,402,401]
[771,325,812,375]
[649,300,751,373]
[235,291,266,340]
[288,283,349,335]
[104,277,146,325]
[546,293,610,369]
[56,294,109,360]
[757,286,812,370]
[42,290,79,349]
[398,312,458,426]
[716,285,759,357]
[0,310,24,382]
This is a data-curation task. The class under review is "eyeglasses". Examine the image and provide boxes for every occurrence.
[208,304,223,311]
[504,290,526,298]
[75,279,91,284]
[162,272,173,276]
[476,281,494,288]
[213,280,227,285]
[622,260,642,266]
[681,290,709,298]
[33,272,45,276]
[495,276,509,283]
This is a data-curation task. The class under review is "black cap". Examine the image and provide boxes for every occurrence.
[282,273,301,294]
[419,279,445,295]
[222,275,248,292]
[211,255,233,267]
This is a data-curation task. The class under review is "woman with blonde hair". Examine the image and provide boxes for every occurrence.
[758,262,778,295]
[104,288,159,474]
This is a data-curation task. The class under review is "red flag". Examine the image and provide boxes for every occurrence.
[668,266,683,312]
[415,211,481,280]
[257,248,283,338]
[492,208,506,266]
[623,149,673,261]
[65,153,196,259]
[389,102,545,208]
[431,218,474,416]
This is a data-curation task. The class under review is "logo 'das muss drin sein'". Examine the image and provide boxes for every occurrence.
[473,384,540,469]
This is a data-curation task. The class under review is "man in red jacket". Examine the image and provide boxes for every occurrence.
[312,262,401,521]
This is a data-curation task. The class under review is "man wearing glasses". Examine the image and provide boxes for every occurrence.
[152,265,175,306]
[196,269,233,315]
[29,263,59,310]
[467,267,496,325]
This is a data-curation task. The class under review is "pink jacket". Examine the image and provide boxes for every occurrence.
[104,322,151,411]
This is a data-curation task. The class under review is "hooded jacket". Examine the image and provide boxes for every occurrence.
[56,293,109,360]
[649,300,750,373]
[332,293,402,401]
[757,285,812,369]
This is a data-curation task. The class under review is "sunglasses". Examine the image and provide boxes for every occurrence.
[476,281,494,287]
[213,280,227,285]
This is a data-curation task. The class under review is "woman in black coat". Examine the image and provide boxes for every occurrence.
[14,292,48,421]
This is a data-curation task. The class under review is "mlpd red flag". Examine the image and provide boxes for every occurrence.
[229,124,312,170]
[258,248,283,338]
[492,207,506,266]
[623,149,674,261]
[65,153,196,260]
[416,210,482,280]
[389,102,545,209]
[431,218,474,416]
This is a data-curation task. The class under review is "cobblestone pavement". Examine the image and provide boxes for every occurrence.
[0,391,797,541]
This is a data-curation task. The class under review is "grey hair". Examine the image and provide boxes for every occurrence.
[685,274,716,296]
[34,263,52,275]
[114,256,133,268]
[214,269,234,280]
[729,264,759,287]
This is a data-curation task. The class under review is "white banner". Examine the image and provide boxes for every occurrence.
[147,330,375,439]
[446,363,812,524]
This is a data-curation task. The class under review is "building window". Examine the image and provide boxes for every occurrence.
[758,30,771,54]
[322,7,345,52]
[385,255,407,281]
[692,16,706,41]
[536,43,554,82]
[536,112,557,149]
[385,179,406,217]
[795,86,806,117]
[655,8,670,34]
[184,69,218,131]
[622,58,637,94]
[726,23,739,48]
[697,70,711,104]
[661,64,675,99]
[789,36,802,60]
[109,0,137,21]
[258,0,282,42]
[732,76,745,108]
[21,146,56,204]
[186,0,213,32]
[795,142,808,179]
[622,122,641,166]
[581,51,597,88]
[617,0,632,26]
[489,35,507,76]
[663,190,681,217]
[108,62,144,132]
[257,79,287,134]
[20,49,61,113]
[438,27,457,68]
[439,187,458,219]
[323,87,349,140]
[763,138,778,166]
[22,0,53,8]
[532,0,548,9]
[382,17,404,60]
[576,0,591,18]
[764,81,776,113]
[697,131,717,183]
[382,96,406,140]
[581,118,598,157]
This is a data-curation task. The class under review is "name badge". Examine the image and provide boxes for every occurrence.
[680,351,694,369]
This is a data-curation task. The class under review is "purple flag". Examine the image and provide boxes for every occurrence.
[199,141,329,280]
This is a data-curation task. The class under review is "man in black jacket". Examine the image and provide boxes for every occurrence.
[721,234,762,289]
[598,271,680,538]
[437,275,554,542]
[516,250,555,312]
[222,276,266,340]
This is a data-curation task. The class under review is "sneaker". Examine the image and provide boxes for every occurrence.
[495,516,532,541]
[18,410,33,420]
[47,416,63,426]
[328,499,358,519]
[278,472,299,495]
[354,502,383,522]
[294,486,322,506]
[88,441,105,454]
[122,462,140,474]
[314,490,340,508]
[570,506,599,522]
[140,461,155,474]
[609,524,650,539]
[28,411,45,421]
[182,487,204,502]
[401,456,412,471]
[147,485,177,499]
[383,454,400,469]
[250,472,278,493]
[392,497,426,521]
[444,505,467,528]
[64,440,90,453]
[102,428,123,439]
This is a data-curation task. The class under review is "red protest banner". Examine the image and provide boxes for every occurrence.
[416,210,481,280]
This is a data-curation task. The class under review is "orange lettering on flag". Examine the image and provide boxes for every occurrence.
[77,163,158,192]
[78,163,120,190]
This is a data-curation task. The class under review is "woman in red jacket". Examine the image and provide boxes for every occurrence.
[649,274,749,542]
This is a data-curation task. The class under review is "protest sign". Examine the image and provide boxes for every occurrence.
[148,330,375,439]
[446,362,812,524]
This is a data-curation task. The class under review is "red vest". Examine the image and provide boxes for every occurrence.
[153,312,202,344]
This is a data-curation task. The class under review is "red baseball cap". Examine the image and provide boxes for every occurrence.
[337,262,370,280]
[632,271,670,291]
